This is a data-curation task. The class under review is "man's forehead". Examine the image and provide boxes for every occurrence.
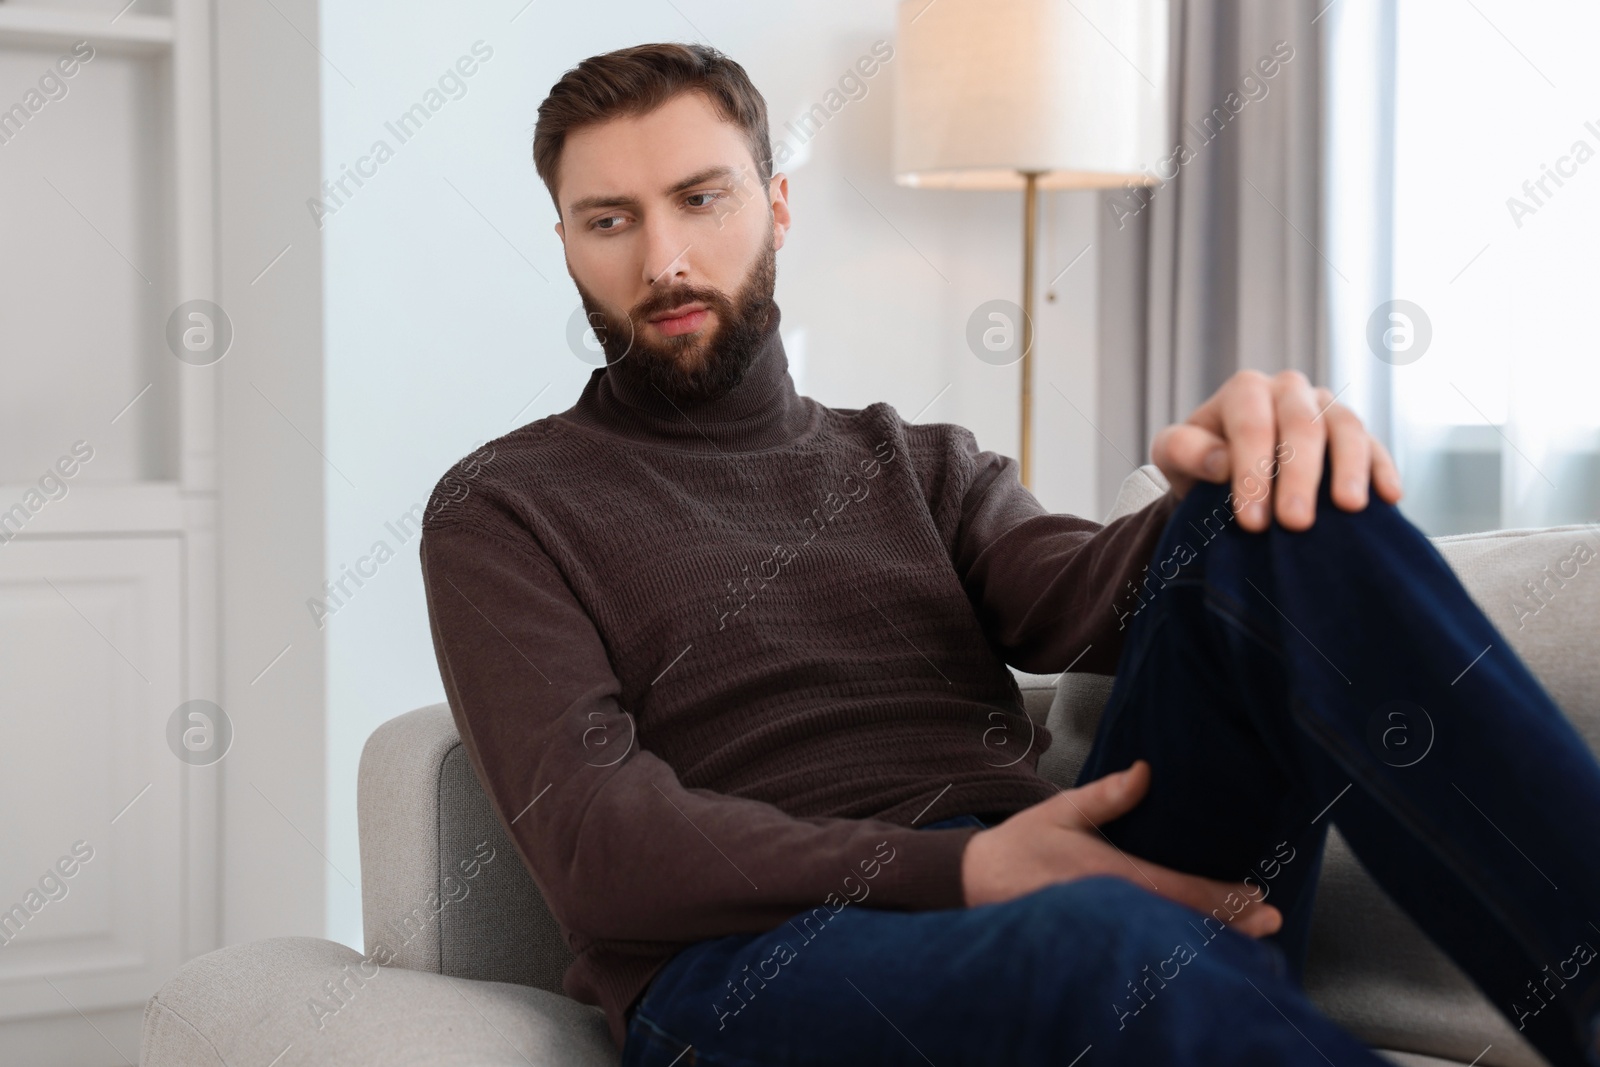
[558,93,756,214]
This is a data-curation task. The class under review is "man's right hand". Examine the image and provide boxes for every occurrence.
[960,760,1284,939]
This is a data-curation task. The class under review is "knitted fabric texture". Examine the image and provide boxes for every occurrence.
[419,303,1177,1051]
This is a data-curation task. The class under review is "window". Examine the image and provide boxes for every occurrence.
[1328,0,1600,534]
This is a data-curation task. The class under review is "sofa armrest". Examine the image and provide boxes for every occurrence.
[1107,463,1170,521]
[357,704,572,993]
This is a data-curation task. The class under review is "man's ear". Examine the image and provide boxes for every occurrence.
[554,220,565,245]
[769,173,791,251]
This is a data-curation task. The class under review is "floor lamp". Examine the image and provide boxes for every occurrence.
[891,0,1168,491]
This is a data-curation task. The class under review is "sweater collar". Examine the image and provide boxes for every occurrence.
[559,302,815,454]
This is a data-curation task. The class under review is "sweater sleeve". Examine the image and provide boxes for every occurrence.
[941,432,1180,676]
[419,515,984,946]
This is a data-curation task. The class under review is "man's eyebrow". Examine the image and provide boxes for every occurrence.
[565,191,627,217]
[665,165,744,197]
[565,165,743,218]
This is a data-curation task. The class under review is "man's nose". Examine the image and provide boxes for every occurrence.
[641,217,694,288]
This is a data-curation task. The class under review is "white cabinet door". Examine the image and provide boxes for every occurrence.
[0,536,184,1056]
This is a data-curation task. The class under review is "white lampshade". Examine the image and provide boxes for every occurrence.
[892,0,1169,190]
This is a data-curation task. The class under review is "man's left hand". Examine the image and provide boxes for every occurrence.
[1149,369,1403,533]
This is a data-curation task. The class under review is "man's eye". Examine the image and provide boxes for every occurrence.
[593,215,625,231]
[687,191,722,209]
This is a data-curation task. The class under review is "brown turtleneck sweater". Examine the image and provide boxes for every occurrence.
[418,303,1178,1051]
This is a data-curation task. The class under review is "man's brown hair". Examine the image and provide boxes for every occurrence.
[533,42,773,219]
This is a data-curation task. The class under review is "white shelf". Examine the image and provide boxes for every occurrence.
[0,481,190,536]
[0,5,173,54]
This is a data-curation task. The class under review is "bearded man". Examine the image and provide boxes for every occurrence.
[418,41,1600,1067]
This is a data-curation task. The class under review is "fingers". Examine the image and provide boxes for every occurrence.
[1268,371,1324,531]
[1142,863,1284,938]
[1372,435,1403,504]
[1051,760,1151,831]
[1057,761,1283,938]
[1150,423,1229,496]
[1321,398,1372,512]
[1029,763,1283,938]
[1083,840,1282,938]
[1213,372,1279,532]
[1166,370,1406,532]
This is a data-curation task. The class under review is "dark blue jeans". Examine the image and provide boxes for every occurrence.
[620,473,1600,1067]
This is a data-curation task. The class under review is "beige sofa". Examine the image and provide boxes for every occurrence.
[140,467,1600,1066]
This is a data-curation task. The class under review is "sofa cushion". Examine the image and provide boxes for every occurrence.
[141,936,617,1067]
[138,936,1448,1067]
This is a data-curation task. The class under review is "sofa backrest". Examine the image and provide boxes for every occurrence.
[1429,523,1600,754]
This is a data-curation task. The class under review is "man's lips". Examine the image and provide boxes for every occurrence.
[647,305,711,337]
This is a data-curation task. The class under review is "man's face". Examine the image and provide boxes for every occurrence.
[554,90,791,405]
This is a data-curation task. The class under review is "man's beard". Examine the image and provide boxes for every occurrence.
[574,232,777,407]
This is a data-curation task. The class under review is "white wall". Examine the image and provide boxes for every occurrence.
[218,0,329,950]
[318,0,1104,950]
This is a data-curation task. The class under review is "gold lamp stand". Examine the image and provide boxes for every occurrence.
[1019,169,1042,491]
[891,0,1168,494]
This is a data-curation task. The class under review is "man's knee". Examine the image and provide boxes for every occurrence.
[1171,462,1413,563]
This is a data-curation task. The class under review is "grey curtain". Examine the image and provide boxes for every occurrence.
[1096,0,1329,515]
